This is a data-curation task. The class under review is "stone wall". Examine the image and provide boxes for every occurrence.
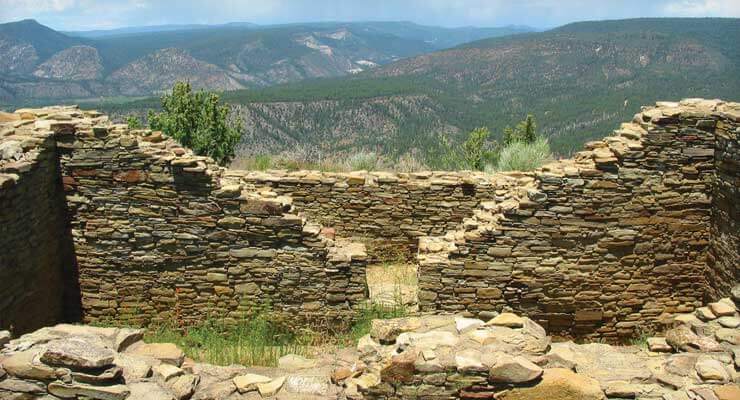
[2,107,368,329]
[708,114,739,298]
[0,99,737,340]
[0,116,78,334]
[237,170,527,261]
[417,99,740,340]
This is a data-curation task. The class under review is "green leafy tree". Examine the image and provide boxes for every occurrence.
[148,82,242,165]
[126,115,142,129]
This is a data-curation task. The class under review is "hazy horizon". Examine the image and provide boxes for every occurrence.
[2,0,739,31]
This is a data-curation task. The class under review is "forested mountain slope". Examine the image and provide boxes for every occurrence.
[197,18,739,157]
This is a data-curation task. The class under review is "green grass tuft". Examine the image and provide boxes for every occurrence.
[144,314,311,367]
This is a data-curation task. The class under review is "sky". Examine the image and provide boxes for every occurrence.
[1,0,739,31]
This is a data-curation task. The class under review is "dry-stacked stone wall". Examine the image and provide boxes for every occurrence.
[0,99,737,340]
[0,114,78,334]
[708,115,739,298]
[236,170,525,261]
[417,99,740,341]
[1,107,368,331]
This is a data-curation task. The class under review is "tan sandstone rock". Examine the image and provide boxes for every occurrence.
[128,343,185,366]
[486,313,525,328]
[497,368,605,400]
[233,373,272,393]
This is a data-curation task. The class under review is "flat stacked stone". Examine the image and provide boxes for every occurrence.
[415,99,740,342]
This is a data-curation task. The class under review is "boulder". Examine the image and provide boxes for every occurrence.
[114,328,145,352]
[454,349,485,373]
[496,368,605,400]
[716,317,740,329]
[47,381,130,400]
[371,315,457,344]
[665,325,721,352]
[128,343,185,366]
[715,384,740,400]
[647,337,672,353]
[489,354,543,383]
[257,376,285,397]
[71,366,123,384]
[0,140,22,160]
[469,319,550,355]
[128,382,176,400]
[0,330,10,347]
[695,358,730,382]
[664,354,699,377]
[114,353,153,382]
[350,372,380,390]
[40,337,115,370]
[331,367,353,383]
[381,348,417,384]
[277,354,317,371]
[709,300,736,317]
[715,328,740,345]
[696,307,717,321]
[167,374,199,400]
[566,343,652,385]
[233,373,271,393]
[538,343,577,370]
[0,378,46,395]
[154,363,183,381]
[455,317,484,334]
[486,313,525,328]
[191,380,236,400]
[357,334,381,357]
[1,350,60,380]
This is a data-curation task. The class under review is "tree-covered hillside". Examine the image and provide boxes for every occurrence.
[187,18,739,158]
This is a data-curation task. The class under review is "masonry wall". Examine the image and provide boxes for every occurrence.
[0,100,737,339]
[417,99,740,340]
[2,108,368,330]
[0,126,77,334]
[708,112,740,297]
[237,171,522,260]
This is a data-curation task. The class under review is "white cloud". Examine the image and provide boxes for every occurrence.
[0,0,77,18]
[663,0,740,17]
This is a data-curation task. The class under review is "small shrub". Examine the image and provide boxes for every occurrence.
[346,151,381,171]
[395,152,428,172]
[126,115,142,129]
[253,154,273,171]
[494,137,553,172]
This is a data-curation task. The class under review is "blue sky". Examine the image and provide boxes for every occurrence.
[1,0,739,31]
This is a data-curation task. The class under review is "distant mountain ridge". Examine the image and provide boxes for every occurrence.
[173,17,737,160]
[0,19,531,103]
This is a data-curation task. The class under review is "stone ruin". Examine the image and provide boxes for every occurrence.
[0,98,738,399]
